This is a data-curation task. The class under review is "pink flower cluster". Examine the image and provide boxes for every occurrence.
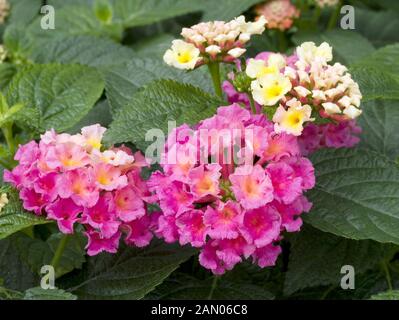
[255,0,300,31]
[148,104,315,274]
[4,125,153,256]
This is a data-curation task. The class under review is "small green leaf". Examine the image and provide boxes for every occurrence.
[94,0,113,24]
[23,287,77,300]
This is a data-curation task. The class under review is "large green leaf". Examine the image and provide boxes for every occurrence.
[148,273,274,300]
[7,0,42,27]
[350,66,399,102]
[0,63,17,91]
[104,80,221,149]
[13,232,86,278]
[27,5,123,42]
[23,287,77,300]
[67,241,195,300]
[29,35,135,67]
[199,0,261,21]
[103,59,213,113]
[0,186,50,240]
[305,148,399,244]
[352,44,399,80]
[284,225,387,295]
[358,100,399,161]
[0,236,38,291]
[111,0,201,28]
[355,8,399,47]
[292,30,375,65]
[6,64,104,132]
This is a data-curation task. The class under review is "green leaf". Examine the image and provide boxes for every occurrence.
[0,63,16,91]
[0,236,38,291]
[199,0,260,21]
[103,58,213,113]
[104,80,221,149]
[111,0,201,28]
[68,99,112,135]
[305,148,399,244]
[0,186,50,240]
[13,232,86,278]
[284,225,386,295]
[27,5,123,42]
[355,8,399,48]
[292,30,375,65]
[23,287,77,300]
[148,273,274,300]
[370,290,399,300]
[6,64,104,132]
[134,34,175,60]
[352,44,399,80]
[29,35,135,67]
[8,0,42,27]
[350,66,399,102]
[358,100,399,161]
[68,241,195,300]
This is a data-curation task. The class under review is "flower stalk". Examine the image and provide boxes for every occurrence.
[208,62,223,99]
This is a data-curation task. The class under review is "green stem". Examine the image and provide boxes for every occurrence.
[248,93,257,114]
[327,0,342,30]
[207,276,219,300]
[50,234,69,271]
[277,30,287,53]
[381,261,393,291]
[207,62,223,98]
[2,123,16,156]
[313,6,322,27]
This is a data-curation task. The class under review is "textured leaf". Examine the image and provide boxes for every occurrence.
[0,63,17,91]
[358,100,399,160]
[23,287,77,300]
[27,5,123,42]
[6,64,104,132]
[105,80,222,149]
[292,30,375,65]
[134,34,175,60]
[284,225,386,295]
[353,44,399,80]
[13,232,86,278]
[200,0,260,21]
[111,0,201,28]
[148,273,274,300]
[8,0,42,26]
[68,99,112,135]
[0,236,38,291]
[370,290,399,300]
[350,66,399,102]
[29,35,135,67]
[355,8,399,47]
[305,148,399,243]
[68,241,195,300]
[103,58,213,113]
[0,186,50,240]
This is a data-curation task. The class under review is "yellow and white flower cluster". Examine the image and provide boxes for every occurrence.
[0,192,8,212]
[285,42,362,121]
[314,0,340,8]
[163,16,267,70]
[0,0,9,24]
[247,53,292,107]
